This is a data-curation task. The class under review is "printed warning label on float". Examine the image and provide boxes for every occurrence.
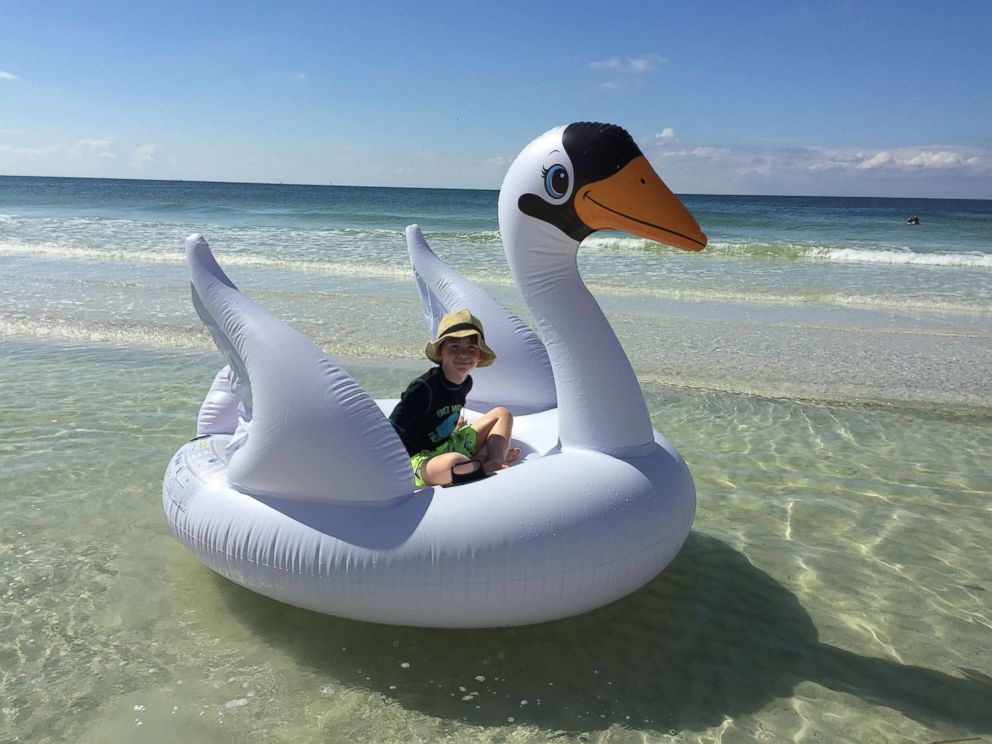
[165,438,228,512]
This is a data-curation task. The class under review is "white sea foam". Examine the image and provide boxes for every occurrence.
[809,247,992,268]
[0,239,412,279]
[441,229,502,244]
[582,235,666,253]
[586,236,992,270]
[4,239,985,315]
[198,253,412,279]
[705,240,992,268]
[0,317,422,360]
[7,233,988,276]
[584,281,991,315]
[0,317,211,349]
[0,239,185,264]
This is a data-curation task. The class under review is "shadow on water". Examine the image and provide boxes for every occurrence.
[209,532,992,735]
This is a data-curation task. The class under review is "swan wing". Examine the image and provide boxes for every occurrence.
[405,225,556,413]
[194,365,241,436]
[186,234,414,503]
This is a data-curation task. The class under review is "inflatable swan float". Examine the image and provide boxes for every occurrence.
[163,122,707,627]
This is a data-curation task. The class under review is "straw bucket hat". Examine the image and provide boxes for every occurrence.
[425,308,496,367]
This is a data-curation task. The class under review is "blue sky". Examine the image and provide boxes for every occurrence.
[2,1,991,197]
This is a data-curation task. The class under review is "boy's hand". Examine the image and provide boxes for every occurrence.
[456,414,467,430]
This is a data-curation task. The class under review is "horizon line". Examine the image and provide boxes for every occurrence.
[1,173,989,202]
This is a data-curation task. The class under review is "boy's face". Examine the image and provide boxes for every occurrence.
[439,335,481,383]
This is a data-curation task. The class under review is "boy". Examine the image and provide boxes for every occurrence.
[389,308,520,487]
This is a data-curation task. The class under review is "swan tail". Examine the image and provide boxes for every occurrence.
[405,225,556,413]
[186,234,414,503]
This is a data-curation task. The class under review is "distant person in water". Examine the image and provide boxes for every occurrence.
[389,308,521,487]
[907,215,920,225]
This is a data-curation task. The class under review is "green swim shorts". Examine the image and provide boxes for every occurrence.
[410,426,478,487]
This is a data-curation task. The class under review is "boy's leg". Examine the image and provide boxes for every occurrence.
[421,452,473,487]
[470,406,521,474]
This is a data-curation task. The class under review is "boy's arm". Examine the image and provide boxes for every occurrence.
[390,378,431,427]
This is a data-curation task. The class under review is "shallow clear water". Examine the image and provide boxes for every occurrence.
[1,177,990,742]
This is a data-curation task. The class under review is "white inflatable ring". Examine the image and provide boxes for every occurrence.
[163,122,707,627]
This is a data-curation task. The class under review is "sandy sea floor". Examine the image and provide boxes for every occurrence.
[2,332,990,743]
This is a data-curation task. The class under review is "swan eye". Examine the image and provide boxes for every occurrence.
[542,164,569,199]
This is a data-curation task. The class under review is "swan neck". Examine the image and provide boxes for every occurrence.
[503,219,654,454]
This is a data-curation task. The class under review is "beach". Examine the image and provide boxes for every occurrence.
[2,176,991,743]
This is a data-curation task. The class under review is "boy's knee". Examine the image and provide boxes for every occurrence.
[490,406,512,421]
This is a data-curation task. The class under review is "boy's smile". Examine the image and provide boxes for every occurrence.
[440,336,481,384]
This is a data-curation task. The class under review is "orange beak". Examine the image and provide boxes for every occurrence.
[574,155,707,251]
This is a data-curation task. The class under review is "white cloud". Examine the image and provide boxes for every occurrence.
[0,71,17,81]
[590,54,664,74]
[626,55,660,73]
[656,141,989,177]
[642,135,992,196]
[0,138,171,175]
[77,138,113,148]
[76,138,116,152]
[0,143,60,157]
[655,127,676,142]
[885,148,980,170]
[906,151,972,168]
[807,146,990,174]
[854,151,894,170]
[690,146,730,159]
[590,58,623,71]
[130,144,159,163]
[591,53,665,93]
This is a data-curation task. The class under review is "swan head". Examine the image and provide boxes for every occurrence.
[498,122,707,252]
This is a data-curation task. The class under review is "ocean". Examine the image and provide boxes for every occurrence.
[2,175,990,743]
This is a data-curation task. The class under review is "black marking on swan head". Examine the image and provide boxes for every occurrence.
[518,123,643,242]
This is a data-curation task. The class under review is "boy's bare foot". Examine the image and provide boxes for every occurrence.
[482,447,522,474]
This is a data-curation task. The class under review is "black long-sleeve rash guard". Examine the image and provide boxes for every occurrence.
[388,367,473,456]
